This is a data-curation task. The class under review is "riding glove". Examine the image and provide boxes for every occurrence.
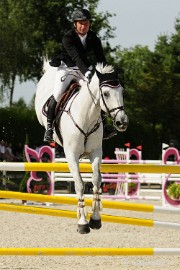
[85,70,93,82]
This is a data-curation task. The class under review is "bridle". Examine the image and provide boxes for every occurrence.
[62,74,125,144]
[99,80,125,124]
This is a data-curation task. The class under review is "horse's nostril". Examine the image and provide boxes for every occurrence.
[116,121,121,126]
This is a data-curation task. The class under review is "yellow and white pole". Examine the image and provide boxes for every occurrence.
[0,162,180,173]
[0,203,180,229]
[0,191,180,214]
[0,247,180,256]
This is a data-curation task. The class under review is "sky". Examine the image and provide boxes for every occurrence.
[13,0,180,105]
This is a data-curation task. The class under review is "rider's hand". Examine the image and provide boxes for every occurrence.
[85,70,92,83]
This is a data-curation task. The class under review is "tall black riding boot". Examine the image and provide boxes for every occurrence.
[44,96,57,143]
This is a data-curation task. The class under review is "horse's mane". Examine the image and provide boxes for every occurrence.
[42,58,114,77]
[95,63,114,74]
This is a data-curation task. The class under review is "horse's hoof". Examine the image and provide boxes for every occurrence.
[89,217,102,230]
[77,224,90,234]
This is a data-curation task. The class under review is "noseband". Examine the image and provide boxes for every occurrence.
[100,80,125,122]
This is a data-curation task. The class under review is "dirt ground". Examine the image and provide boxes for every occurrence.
[0,196,180,270]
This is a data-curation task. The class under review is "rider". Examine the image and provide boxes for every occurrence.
[44,8,111,142]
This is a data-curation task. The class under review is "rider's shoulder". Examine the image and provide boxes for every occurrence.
[87,30,100,39]
[62,29,75,45]
[64,28,76,38]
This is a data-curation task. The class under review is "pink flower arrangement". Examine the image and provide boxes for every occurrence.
[33,185,49,192]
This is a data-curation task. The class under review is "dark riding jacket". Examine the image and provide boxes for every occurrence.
[50,28,106,75]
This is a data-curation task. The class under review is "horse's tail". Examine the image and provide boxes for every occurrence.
[43,56,50,73]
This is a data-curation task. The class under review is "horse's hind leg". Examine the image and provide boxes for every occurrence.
[89,149,102,230]
[64,152,90,234]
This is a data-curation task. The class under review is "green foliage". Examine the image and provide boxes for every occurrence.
[168,183,180,199]
[0,106,44,146]
[128,183,137,194]
[19,171,29,192]
[114,18,180,158]
[0,0,115,106]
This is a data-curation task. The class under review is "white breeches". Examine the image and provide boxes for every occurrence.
[53,65,84,101]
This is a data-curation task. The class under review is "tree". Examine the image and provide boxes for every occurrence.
[0,0,116,106]
[0,0,25,106]
[114,18,180,158]
[154,18,180,145]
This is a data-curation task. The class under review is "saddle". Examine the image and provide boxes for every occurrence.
[42,82,80,145]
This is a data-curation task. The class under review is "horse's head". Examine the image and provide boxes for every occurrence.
[95,64,129,132]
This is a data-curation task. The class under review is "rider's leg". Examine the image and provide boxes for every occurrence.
[44,68,76,143]
[44,96,57,142]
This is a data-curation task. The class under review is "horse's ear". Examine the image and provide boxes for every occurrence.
[96,67,119,86]
[95,68,104,81]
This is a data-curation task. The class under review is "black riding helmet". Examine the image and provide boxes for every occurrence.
[72,9,92,21]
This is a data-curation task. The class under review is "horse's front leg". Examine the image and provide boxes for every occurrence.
[89,149,103,230]
[64,151,90,234]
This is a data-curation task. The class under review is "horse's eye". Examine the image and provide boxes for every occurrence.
[103,91,109,98]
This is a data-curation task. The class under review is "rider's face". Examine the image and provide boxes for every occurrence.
[75,20,90,36]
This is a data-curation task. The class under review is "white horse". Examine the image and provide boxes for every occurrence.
[35,62,128,234]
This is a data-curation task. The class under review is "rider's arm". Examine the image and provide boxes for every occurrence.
[62,33,90,75]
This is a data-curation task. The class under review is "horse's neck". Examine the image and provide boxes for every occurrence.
[71,82,101,124]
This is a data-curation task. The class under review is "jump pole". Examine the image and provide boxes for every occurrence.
[0,247,180,256]
[1,203,180,229]
[0,191,180,215]
[0,162,180,173]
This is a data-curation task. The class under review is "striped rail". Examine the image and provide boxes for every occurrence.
[0,247,180,256]
[0,162,180,173]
